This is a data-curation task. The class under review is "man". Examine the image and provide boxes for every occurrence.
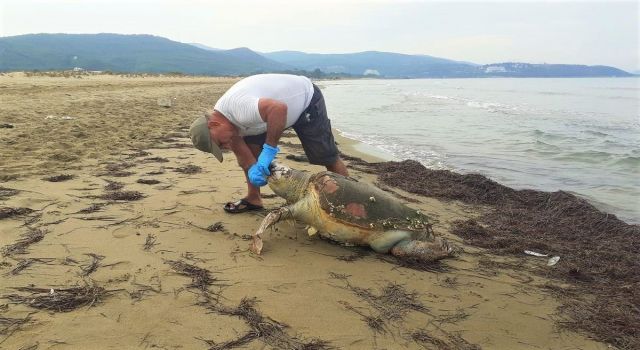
[189,74,349,213]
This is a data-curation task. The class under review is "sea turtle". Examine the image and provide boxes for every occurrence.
[250,163,457,262]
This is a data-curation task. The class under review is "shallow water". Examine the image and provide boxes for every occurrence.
[321,78,640,223]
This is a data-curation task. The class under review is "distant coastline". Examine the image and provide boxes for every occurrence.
[0,33,634,78]
[2,69,635,81]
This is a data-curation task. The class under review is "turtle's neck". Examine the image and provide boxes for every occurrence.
[270,169,312,204]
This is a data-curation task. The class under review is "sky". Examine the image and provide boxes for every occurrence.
[1,0,638,71]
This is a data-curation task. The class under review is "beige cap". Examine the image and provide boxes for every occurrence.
[189,114,223,162]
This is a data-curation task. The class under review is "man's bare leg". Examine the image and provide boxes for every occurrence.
[243,143,263,207]
[326,157,349,177]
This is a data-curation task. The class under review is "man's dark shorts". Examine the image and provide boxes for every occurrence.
[243,84,339,166]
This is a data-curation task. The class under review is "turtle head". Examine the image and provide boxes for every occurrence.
[267,162,310,202]
[269,162,292,180]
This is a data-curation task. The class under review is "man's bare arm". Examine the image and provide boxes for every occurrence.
[229,136,257,171]
[258,98,287,147]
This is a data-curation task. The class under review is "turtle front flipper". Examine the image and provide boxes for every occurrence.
[250,206,293,255]
[251,195,317,255]
[389,237,456,263]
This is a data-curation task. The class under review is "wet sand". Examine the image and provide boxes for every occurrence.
[0,73,608,349]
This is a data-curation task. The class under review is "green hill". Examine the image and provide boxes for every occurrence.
[479,62,632,77]
[262,50,477,78]
[262,50,632,78]
[0,33,288,75]
[0,33,632,77]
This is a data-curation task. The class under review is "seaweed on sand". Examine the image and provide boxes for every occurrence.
[0,175,19,183]
[207,222,225,232]
[362,282,429,321]
[187,221,227,233]
[285,154,309,163]
[544,283,639,350]
[362,159,640,349]
[99,191,144,201]
[75,203,105,214]
[376,254,448,273]
[8,260,34,276]
[357,159,511,204]
[202,298,332,350]
[136,179,160,185]
[0,186,20,200]
[3,284,112,312]
[1,228,47,256]
[42,174,74,182]
[335,247,369,263]
[165,260,216,292]
[0,313,34,338]
[145,169,165,176]
[279,141,304,150]
[330,273,479,348]
[9,258,55,275]
[281,130,297,138]
[338,301,388,335]
[143,157,169,163]
[330,273,428,328]
[0,207,34,220]
[143,234,158,250]
[104,162,135,172]
[104,181,124,191]
[129,281,161,303]
[154,142,192,149]
[434,308,471,325]
[95,163,137,177]
[174,165,202,174]
[79,253,104,277]
[438,276,459,289]
[103,171,135,178]
[166,259,332,350]
[411,329,450,349]
[338,152,371,169]
[127,149,151,159]
[411,329,481,350]
[198,332,260,350]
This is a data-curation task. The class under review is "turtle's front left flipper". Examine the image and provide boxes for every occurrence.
[250,206,293,255]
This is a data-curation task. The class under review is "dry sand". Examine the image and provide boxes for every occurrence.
[0,73,608,349]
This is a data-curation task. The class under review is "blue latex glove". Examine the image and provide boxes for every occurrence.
[248,164,268,187]
[256,144,279,176]
[248,144,279,187]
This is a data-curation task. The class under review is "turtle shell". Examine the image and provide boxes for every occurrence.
[309,172,432,235]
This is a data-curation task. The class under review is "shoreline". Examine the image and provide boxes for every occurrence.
[333,130,392,163]
[335,127,639,225]
[334,125,640,225]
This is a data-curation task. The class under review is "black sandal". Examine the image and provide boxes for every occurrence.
[223,199,264,213]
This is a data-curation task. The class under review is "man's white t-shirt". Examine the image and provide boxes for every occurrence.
[214,74,314,136]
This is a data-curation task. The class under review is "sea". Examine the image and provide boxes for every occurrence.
[320,78,639,224]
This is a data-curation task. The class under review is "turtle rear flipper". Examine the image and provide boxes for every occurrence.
[390,237,456,263]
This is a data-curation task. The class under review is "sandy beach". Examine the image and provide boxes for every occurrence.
[0,73,619,349]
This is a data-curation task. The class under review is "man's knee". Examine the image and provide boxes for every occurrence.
[326,158,348,176]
